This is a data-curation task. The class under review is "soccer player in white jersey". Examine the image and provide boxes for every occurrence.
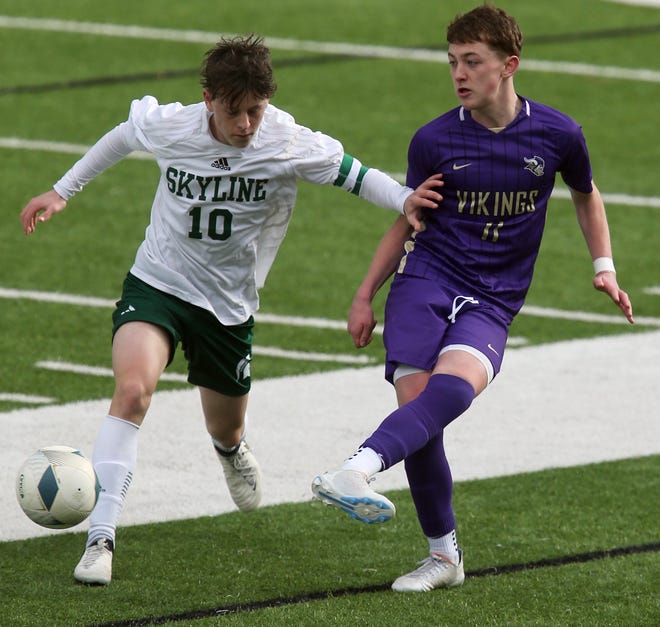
[20,34,442,585]
[312,5,634,592]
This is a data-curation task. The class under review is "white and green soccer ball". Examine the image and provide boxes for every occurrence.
[15,446,100,529]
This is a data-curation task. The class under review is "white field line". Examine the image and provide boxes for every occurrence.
[548,186,660,209]
[521,305,660,326]
[253,346,372,363]
[2,138,659,209]
[0,286,355,330]
[1,16,660,83]
[607,0,660,6]
[36,360,186,381]
[0,393,56,404]
[389,171,660,209]
[36,342,373,382]
[2,286,659,328]
[0,137,154,160]
[643,286,660,295]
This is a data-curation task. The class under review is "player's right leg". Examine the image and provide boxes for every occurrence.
[311,371,429,524]
[199,387,262,512]
[74,320,171,585]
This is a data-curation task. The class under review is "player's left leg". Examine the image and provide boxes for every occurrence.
[392,432,465,591]
[199,387,262,512]
[182,307,260,512]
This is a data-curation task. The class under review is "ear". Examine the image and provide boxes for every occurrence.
[202,89,213,111]
[502,55,520,78]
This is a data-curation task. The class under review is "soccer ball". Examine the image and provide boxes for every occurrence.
[15,446,100,529]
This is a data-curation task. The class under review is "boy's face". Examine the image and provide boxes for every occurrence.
[204,90,269,147]
[447,41,514,111]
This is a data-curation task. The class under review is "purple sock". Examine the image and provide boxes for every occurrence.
[405,433,456,537]
[363,373,474,469]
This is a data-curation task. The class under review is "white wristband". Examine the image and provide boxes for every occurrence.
[593,257,616,274]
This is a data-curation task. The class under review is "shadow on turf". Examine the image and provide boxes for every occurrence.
[89,542,659,627]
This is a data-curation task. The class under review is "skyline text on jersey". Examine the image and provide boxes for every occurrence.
[166,166,268,203]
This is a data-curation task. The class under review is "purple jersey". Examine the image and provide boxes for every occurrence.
[401,97,593,319]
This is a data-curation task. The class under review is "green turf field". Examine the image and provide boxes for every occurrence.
[1,0,658,624]
[1,458,658,625]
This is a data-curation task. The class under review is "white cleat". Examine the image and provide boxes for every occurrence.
[73,538,114,585]
[311,469,395,524]
[391,550,465,592]
[217,441,262,512]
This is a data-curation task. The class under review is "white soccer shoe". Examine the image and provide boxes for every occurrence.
[73,538,114,585]
[311,469,396,524]
[217,441,262,512]
[391,550,465,592]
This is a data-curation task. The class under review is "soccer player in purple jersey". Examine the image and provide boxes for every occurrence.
[312,4,634,592]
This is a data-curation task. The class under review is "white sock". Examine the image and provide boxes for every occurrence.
[341,446,383,477]
[212,412,248,454]
[87,415,139,547]
[428,529,459,563]
[212,438,239,455]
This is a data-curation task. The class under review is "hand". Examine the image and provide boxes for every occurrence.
[403,173,443,232]
[593,271,634,324]
[347,295,377,348]
[20,189,67,235]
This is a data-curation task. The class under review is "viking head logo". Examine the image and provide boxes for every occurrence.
[523,155,545,177]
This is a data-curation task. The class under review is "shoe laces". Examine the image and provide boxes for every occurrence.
[227,445,258,484]
[413,553,453,576]
[80,539,112,566]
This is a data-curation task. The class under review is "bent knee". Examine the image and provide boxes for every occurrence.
[111,379,154,423]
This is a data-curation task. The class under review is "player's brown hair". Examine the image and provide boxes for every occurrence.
[201,34,277,108]
[446,3,523,58]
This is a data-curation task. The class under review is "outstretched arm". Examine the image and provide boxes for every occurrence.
[20,123,135,235]
[571,182,634,323]
[348,214,413,348]
[335,153,443,231]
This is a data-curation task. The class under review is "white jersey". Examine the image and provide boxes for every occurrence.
[55,96,411,324]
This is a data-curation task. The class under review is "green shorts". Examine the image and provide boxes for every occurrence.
[112,273,253,396]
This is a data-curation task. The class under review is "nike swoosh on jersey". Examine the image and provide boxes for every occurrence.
[452,162,472,170]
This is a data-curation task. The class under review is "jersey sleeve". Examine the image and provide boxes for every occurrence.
[53,123,139,199]
[558,122,593,193]
[405,127,435,189]
[287,126,345,185]
[52,97,170,199]
[125,95,193,152]
[333,154,411,213]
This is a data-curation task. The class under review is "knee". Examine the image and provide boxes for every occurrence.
[112,379,153,422]
[424,373,475,414]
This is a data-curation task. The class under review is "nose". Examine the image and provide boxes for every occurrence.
[236,112,250,131]
[452,63,467,81]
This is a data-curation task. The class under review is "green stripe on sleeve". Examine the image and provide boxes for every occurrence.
[351,164,368,196]
[333,154,354,187]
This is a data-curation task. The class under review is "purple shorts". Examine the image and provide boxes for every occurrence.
[383,274,510,384]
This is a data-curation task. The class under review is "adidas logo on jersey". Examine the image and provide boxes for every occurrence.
[211,157,231,170]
